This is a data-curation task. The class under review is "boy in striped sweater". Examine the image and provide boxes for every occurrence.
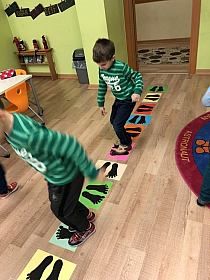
[0,110,105,246]
[93,38,144,155]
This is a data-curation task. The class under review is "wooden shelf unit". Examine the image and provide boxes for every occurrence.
[16,48,57,80]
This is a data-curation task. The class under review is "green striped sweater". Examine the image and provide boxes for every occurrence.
[6,114,98,185]
[97,60,144,107]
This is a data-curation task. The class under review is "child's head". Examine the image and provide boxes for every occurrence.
[93,38,115,70]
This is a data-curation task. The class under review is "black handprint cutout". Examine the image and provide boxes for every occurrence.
[82,191,105,204]
[86,184,109,194]
[26,256,53,280]
[46,259,63,280]
[106,163,118,178]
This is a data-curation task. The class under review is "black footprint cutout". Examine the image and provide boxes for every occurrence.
[100,161,111,171]
[82,191,105,204]
[26,255,53,280]
[128,115,139,124]
[138,116,146,124]
[126,132,140,138]
[56,226,73,240]
[144,97,160,101]
[157,86,164,92]
[149,86,158,92]
[126,127,141,132]
[145,94,161,98]
[46,259,63,280]
[106,163,118,178]
[86,184,109,194]
[136,105,153,113]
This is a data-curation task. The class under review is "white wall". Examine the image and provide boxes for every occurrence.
[135,0,192,41]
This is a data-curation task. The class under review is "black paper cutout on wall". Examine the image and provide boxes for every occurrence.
[58,0,75,12]
[15,8,30,17]
[31,4,44,20]
[44,4,60,16]
[5,1,19,17]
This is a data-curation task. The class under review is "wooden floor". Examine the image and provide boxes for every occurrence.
[1,74,210,280]
[138,38,190,74]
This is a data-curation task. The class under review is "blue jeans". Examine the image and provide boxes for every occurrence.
[0,164,8,194]
[200,158,210,201]
[110,99,136,146]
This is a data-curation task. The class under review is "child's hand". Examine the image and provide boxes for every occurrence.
[99,107,106,116]
[96,168,106,182]
[131,93,140,102]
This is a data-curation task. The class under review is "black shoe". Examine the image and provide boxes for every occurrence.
[197,197,210,207]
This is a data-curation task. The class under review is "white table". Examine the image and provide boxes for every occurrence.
[0,75,43,116]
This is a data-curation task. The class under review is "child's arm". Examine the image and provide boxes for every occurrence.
[29,130,99,180]
[123,64,144,98]
[97,71,107,115]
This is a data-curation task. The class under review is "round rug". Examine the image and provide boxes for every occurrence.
[175,112,210,198]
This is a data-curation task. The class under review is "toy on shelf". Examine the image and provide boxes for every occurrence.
[13,37,21,51]
[19,39,26,51]
[33,39,40,51]
[13,37,27,51]
[42,35,49,49]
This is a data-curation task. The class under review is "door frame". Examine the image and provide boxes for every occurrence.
[123,0,201,74]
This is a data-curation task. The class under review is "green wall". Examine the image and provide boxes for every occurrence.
[75,0,109,84]
[104,0,127,63]
[1,0,82,74]
[75,0,128,84]
[197,0,210,69]
[0,0,19,70]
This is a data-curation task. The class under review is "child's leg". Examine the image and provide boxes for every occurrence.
[197,158,210,205]
[110,99,135,146]
[48,173,90,232]
[0,164,8,194]
[201,86,210,106]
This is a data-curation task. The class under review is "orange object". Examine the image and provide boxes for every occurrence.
[15,69,27,75]
[5,83,29,113]
[4,83,44,124]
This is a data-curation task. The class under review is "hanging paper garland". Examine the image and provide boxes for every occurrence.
[44,4,59,16]
[5,0,75,19]
[30,4,44,20]
[5,1,19,16]
[15,8,30,17]
[58,0,75,12]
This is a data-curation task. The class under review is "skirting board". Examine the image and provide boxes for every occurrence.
[196,69,210,75]
[30,72,77,79]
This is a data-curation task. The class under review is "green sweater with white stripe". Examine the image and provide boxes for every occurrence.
[97,60,144,107]
[6,113,98,185]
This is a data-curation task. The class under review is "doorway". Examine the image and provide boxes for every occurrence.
[123,0,201,75]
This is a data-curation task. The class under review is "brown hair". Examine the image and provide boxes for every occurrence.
[93,38,115,63]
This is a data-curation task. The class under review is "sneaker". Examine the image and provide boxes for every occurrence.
[197,197,210,207]
[68,222,96,246]
[0,182,18,199]
[87,211,95,222]
[111,144,132,155]
[68,211,96,232]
